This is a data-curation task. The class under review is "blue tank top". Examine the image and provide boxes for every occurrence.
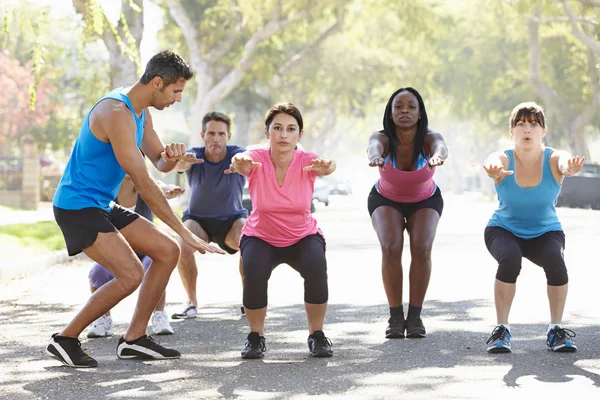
[53,88,146,212]
[182,145,247,219]
[487,147,562,239]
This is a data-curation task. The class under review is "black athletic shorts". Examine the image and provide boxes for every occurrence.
[53,205,139,256]
[182,214,245,254]
[367,186,444,218]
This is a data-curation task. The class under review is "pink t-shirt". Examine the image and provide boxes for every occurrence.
[241,149,321,247]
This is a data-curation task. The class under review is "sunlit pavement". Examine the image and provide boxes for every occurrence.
[1,193,600,399]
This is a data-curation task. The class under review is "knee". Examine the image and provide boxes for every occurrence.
[380,243,403,263]
[154,237,181,268]
[496,255,522,284]
[543,259,568,286]
[119,266,144,295]
[410,242,433,262]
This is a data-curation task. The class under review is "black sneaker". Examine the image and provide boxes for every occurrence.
[46,333,98,368]
[116,335,181,359]
[385,316,406,339]
[547,326,577,353]
[406,316,426,338]
[241,332,266,359]
[308,330,333,358]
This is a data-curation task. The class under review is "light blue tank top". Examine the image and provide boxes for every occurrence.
[53,88,145,212]
[487,147,562,239]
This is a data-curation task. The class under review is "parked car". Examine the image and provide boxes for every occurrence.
[313,176,331,206]
[329,179,352,196]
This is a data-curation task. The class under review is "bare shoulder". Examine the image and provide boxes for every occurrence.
[486,150,509,168]
[92,100,135,128]
[369,130,388,142]
[425,130,445,141]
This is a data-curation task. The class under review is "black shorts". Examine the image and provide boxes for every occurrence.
[182,214,244,254]
[367,186,444,218]
[53,205,139,256]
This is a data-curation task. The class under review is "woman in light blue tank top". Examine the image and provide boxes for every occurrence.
[481,102,585,355]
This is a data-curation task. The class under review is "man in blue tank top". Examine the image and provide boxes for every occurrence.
[47,50,225,368]
[170,111,248,319]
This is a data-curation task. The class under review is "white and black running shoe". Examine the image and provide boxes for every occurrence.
[46,333,98,368]
[116,335,181,360]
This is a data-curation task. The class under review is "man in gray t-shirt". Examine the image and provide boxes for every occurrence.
[172,111,247,319]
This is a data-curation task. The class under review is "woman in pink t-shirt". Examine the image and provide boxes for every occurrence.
[366,87,448,340]
[228,103,336,360]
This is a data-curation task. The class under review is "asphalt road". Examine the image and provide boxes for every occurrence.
[1,192,600,399]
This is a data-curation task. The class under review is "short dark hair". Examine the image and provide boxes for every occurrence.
[382,87,429,168]
[139,50,194,87]
[265,103,303,130]
[202,111,232,133]
[510,102,546,129]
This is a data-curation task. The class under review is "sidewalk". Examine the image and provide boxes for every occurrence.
[0,202,55,226]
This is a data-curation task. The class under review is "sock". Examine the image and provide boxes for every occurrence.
[407,304,422,319]
[548,324,561,333]
[389,306,404,318]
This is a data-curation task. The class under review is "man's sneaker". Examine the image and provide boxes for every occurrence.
[547,326,577,352]
[116,335,181,359]
[308,330,333,358]
[86,315,113,338]
[486,325,512,353]
[46,333,98,368]
[171,303,197,320]
[241,332,266,359]
[385,316,405,339]
[406,316,426,338]
[152,311,174,335]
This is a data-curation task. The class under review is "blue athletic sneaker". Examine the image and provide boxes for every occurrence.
[547,326,577,352]
[486,325,512,353]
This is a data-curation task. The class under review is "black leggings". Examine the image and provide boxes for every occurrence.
[240,234,328,310]
[484,226,568,286]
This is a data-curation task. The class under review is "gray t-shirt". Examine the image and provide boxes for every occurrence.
[182,145,247,219]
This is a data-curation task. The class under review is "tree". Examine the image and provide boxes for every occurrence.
[159,0,351,145]
[72,0,143,88]
[0,51,54,153]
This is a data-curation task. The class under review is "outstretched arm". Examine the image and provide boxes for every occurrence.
[556,150,585,177]
[424,131,448,168]
[303,157,336,177]
[482,151,512,185]
[141,110,199,173]
[367,132,389,168]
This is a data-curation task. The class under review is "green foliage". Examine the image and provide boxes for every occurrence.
[0,221,65,251]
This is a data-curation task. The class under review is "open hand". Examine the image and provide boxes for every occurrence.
[368,156,385,168]
[303,158,333,173]
[181,231,225,255]
[177,152,204,165]
[225,155,262,176]
[483,163,513,179]
[428,156,445,169]
[561,155,585,176]
[163,184,185,199]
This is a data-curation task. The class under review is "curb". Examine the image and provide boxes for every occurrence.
[0,249,89,285]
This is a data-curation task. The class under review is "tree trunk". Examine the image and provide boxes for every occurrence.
[72,0,143,88]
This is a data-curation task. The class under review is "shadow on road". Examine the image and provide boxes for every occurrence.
[0,299,598,398]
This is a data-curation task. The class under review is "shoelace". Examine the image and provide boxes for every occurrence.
[247,337,266,352]
[486,326,508,345]
[548,328,576,345]
[154,312,168,326]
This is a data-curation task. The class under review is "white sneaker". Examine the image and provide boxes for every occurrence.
[152,311,174,335]
[86,315,113,338]
[171,302,198,319]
